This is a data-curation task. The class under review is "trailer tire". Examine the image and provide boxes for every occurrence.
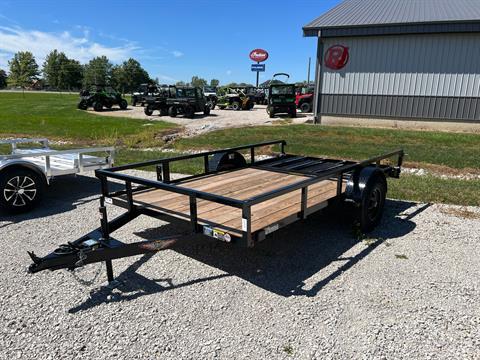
[168,106,177,117]
[93,102,103,112]
[357,175,387,233]
[0,167,45,214]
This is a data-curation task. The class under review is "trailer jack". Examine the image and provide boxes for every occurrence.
[27,209,186,283]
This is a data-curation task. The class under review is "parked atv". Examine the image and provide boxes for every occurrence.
[295,86,314,113]
[132,83,160,106]
[267,84,297,118]
[78,86,128,112]
[216,88,254,110]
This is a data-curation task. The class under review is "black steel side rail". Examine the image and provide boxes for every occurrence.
[105,140,286,173]
[247,149,404,206]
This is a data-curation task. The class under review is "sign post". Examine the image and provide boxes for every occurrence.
[249,49,269,88]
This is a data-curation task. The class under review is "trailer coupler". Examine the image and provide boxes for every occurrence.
[27,232,182,280]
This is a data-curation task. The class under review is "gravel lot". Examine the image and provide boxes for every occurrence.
[91,104,313,136]
[1,172,479,359]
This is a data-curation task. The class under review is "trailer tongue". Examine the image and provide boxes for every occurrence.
[28,140,403,285]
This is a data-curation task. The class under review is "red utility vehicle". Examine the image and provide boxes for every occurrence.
[295,86,314,113]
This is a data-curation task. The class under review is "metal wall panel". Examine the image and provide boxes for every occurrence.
[320,94,480,122]
[321,33,480,98]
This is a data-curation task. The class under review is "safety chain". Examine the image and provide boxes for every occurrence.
[67,249,103,287]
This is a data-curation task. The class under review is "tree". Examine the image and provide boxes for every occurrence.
[110,58,150,93]
[210,79,219,87]
[43,50,83,90]
[176,81,186,86]
[0,69,7,89]
[83,56,112,87]
[191,76,207,88]
[7,51,39,88]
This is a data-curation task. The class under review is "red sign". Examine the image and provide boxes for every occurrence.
[249,49,269,62]
[324,45,349,70]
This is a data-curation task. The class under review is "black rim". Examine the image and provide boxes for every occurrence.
[3,175,37,207]
[367,187,381,221]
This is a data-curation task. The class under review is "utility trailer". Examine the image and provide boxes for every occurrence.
[0,138,114,213]
[28,140,404,284]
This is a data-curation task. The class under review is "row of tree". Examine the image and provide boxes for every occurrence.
[1,50,152,92]
[0,50,246,92]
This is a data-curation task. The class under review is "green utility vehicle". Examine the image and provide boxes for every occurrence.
[144,86,210,118]
[216,88,254,111]
[77,86,128,112]
[267,84,297,118]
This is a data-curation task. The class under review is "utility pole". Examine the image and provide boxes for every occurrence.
[307,57,311,85]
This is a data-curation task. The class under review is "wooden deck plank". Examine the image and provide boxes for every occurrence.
[130,168,344,235]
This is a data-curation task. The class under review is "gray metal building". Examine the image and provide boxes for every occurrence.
[304,0,480,125]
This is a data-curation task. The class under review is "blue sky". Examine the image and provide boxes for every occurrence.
[0,0,340,85]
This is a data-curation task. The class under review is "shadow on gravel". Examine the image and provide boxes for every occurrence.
[0,175,121,229]
[69,200,429,312]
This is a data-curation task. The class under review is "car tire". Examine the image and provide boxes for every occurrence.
[93,102,103,112]
[357,175,387,233]
[168,106,177,117]
[0,168,45,214]
[119,99,128,110]
[300,102,311,113]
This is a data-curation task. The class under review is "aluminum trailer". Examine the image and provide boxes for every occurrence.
[28,140,403,284]
[0,138,114,213]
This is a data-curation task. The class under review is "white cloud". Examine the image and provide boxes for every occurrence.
[157,74,177,83]
[171,50,183,58]
[0,25,139,69]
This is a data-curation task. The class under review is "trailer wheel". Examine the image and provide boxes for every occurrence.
[119,99,128,110]
[300,102,311,113]
[358,175,387,233]
[93,102,103,112]
[0,168,44,213]
[232,102,240,111]
[144,105,154,116]
[168,106,177,117]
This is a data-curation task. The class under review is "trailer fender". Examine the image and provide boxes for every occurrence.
[345,166,386,203]
[0,161,49,185]
[208,151,246,172]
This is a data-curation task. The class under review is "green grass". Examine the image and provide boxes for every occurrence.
[175,124,480,169]
[0,92,177,147]
[389,174,480,206]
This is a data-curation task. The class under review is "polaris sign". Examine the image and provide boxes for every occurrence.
[249,49,269,62]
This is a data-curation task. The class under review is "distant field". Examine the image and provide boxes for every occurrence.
[0,92,176,147]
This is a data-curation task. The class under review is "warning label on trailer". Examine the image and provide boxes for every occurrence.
[203,226,232,242]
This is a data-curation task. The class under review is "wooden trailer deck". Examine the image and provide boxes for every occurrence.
[128,167,345,236]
